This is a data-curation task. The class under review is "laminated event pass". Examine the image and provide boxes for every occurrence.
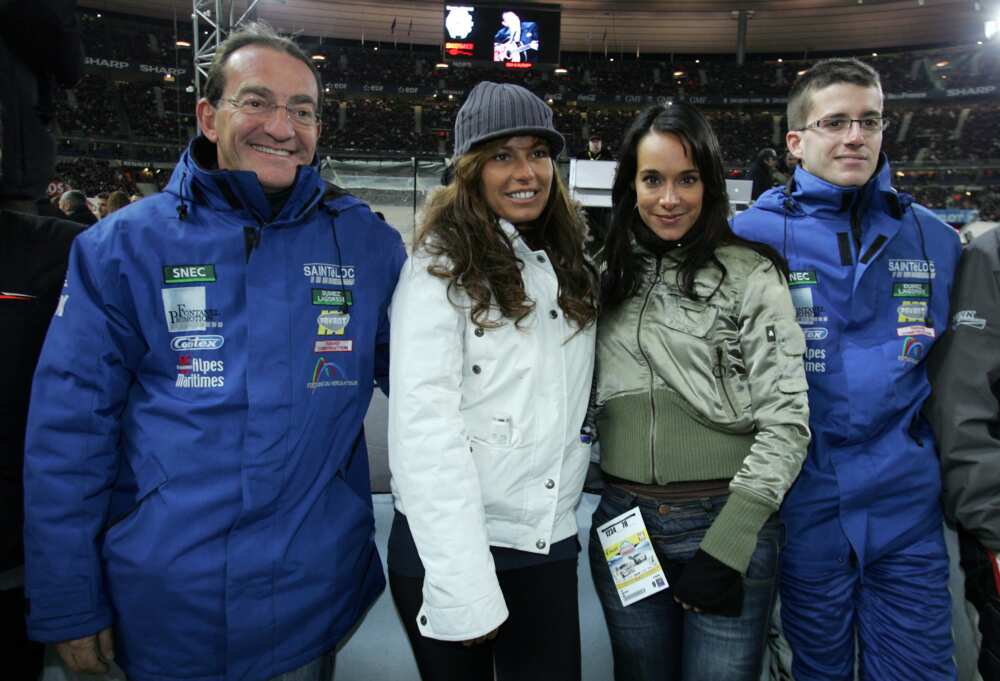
[596,506,669,606]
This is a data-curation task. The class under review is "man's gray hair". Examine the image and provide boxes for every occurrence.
[202,21,323,116]
[60,189,87,209]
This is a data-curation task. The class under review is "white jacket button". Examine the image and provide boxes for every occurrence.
[548,310,558,319]
[545,479,555,489]
[474,327,484,337]
[536,539,546,550]
[419,615,427,625]
[472,364,481,374]
[536,255,546,263]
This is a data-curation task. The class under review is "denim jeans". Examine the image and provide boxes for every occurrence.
[589,485,783,681]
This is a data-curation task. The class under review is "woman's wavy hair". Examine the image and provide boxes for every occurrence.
[415,137,597,330]
[601,102,788,308]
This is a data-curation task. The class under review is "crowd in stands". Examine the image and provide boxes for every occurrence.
[52,8,1000,210]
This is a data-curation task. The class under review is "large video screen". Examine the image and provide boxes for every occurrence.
[443,3,561,65]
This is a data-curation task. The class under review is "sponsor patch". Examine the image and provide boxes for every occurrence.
[317,310,350,336]
[162,287,222,332]
[896,325,935,338]
[952,309,987,330]
[898,337,925,364]
[312,288,353,307]
[163,264,216,285]
[804,346,826,373]
[314,340,353,352]
[888,259,936,280]
[765,325,776,343]
[175,355,225,388]
[788,270,818,287]
[803,327,829,341]
[170,334,225,351]
[897,302,928,323]
[307,356,359,389]
[303,263,355,286]
[892,282,930,298]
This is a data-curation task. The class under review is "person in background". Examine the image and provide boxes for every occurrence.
[96,191,109,218]
[748,147,781,200]
[107,189,130,213]
[387,81,598,681]
[586,134,612,161]
[589,102,810,681]
[733,58,961,681]
[58,189,97,225]
[927,228,1000,681]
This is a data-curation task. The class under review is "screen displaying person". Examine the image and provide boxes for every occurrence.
[493,11,540,63]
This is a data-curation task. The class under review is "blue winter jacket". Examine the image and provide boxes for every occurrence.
[23,137,406,681]
[733,158,961,566]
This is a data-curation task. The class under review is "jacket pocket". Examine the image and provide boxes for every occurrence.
[661,295,719,338]
[104,456,168,539]
[468,438,529,525]
[776,320,809,394]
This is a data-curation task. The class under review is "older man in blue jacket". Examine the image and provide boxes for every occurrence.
[734,58,961,680]
[23,22,405,681]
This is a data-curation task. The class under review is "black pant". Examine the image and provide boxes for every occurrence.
[958,531,1000,680]
[0,586,44,681]
[389,559,581,681]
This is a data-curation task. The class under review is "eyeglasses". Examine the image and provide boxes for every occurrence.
[222,95,319,128]
[798,116,889,135]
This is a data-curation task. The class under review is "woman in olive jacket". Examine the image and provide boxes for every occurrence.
[589,102,810,681]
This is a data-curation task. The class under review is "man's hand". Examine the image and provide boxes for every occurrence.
[55,627,114,674]
[461,627,499,647]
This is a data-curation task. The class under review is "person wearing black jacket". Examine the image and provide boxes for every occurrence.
[927,228,1000,681]
[748,147,782,201]
[0,1,84,676]
[58,189,98,225]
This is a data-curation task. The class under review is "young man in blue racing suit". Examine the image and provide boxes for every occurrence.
[733,58,961,680]
[23,23,406,681]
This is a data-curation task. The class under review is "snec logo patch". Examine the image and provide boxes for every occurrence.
[164,265,217,285]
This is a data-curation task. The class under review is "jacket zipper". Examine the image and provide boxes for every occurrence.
[715,347,738,418]
[636,256,662,479]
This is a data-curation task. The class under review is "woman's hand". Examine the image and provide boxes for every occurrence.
[462,627,499,647]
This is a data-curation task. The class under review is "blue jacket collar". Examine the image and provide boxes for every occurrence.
[165,135,326,225]
[754,154,907,220]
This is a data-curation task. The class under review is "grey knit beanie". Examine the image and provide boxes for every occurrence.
[453,81,565,158]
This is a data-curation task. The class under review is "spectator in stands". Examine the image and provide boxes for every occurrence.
[107,189,129,213]
[387,81,597,681]
[24,22,405,681]
[748,147,781,200]
[927,216,1000,681]
[734,57,961,681]
[58,189,96,225]
[95,191,109,218]
[584,133,611,160]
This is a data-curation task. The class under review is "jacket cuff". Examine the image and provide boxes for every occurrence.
[700,489,775,574]
[416,580,509,642]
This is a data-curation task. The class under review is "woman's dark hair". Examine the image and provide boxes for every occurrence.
[601,102,788,308]
[416,136,597,330]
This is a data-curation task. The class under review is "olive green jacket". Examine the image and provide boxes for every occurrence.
[595,243,811,572]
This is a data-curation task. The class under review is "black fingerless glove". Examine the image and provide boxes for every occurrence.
[672,549,744,617]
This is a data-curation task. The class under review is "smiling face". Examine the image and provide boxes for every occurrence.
[633,130,703,242]
[786,82,883,188]
[479,136,553,226]
[196,45,321,192]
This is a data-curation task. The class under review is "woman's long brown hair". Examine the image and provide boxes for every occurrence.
[415,137,598,331]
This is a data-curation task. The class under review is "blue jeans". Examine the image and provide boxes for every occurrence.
[588,485,783,681]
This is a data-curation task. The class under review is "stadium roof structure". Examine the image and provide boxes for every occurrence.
[81,0,989,54]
